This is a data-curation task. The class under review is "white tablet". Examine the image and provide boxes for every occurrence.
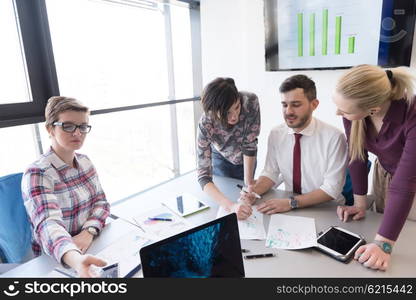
[162,193,209,217]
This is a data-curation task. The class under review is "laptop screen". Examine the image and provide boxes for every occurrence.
[140,213,245,278]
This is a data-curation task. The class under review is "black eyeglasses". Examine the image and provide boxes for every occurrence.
[53,122,92,133]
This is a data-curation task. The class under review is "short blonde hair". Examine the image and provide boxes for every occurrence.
[45,96,89,129]
[336,65,415,161]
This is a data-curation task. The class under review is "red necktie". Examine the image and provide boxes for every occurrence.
[293,133,302,194]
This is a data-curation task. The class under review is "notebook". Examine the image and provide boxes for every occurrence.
[140,213,245,278]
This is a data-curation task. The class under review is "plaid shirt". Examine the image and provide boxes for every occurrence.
[22,148,110,263]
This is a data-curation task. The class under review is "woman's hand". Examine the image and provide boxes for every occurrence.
[230,202,253,220]
[354,243,390,271]
[62,250,107,278]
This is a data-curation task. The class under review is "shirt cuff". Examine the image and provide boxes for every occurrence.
[242,149,257,156]
[319,184,342,200]
[198,176,213,189]
[55,239,81,267]
[83,219,104,232]
[259,170,278,187]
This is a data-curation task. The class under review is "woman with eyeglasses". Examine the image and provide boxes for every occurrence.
[22,96,110,277]
[197,77,260,220]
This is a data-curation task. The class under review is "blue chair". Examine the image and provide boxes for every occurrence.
[0,173,32,263]
[342,160,372,206]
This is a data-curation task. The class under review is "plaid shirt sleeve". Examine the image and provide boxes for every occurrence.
[22,168,80,264]
[81,164,110,232]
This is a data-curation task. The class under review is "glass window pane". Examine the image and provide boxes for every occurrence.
[39,106,174,203]
[0,0,30,104]
[45,0,169,110]
[171,4,194,99]
[176,102,196,173]
[0,125,38,175]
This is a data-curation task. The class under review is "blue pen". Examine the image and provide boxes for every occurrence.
[148,217,173,221]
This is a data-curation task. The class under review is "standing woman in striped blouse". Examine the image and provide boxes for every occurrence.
[333,65,416,271]
[197,78,261,220]
[22,96,110,277]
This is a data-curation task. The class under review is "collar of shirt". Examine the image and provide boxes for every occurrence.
[47,147,81,173]
[286,117,316,137]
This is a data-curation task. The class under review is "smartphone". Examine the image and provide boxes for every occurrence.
[315,226,366,263]
[162,193,209,217]
[100,262,119,278]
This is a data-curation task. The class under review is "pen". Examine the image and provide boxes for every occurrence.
[236,184,261,199]
[148,217,173,221]
[244,253,276,259]
[110,214,146,233]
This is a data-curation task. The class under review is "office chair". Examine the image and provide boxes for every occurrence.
[0,173,32,266]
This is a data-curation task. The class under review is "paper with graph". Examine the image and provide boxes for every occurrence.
[266,214,317,249]
[217,206,266,240]
[133,206,191,240]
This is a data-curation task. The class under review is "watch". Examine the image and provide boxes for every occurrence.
[373,240,393,254]
[289,195,298,209]
[86,226,99,238]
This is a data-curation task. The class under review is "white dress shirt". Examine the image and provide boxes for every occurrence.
[260,117,348,200]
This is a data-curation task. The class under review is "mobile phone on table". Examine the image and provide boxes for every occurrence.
[315,226,365,263]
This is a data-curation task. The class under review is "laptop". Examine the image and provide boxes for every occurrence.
[140,213,245,278]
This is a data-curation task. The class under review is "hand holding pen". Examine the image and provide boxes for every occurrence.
[237,184,261,205]
[230,202,252,220]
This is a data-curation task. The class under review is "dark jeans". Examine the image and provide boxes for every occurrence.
[212,148,256,180]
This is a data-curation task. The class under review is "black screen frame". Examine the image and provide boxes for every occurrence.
[140,213,245,278]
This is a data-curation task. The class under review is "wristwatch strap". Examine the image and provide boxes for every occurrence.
[373,240,393,254]
[289,195,298,209]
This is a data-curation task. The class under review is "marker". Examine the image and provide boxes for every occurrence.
[241,248,250,253]
[244,253,276,259]
[236,184,261,199]
[148,217,173,221]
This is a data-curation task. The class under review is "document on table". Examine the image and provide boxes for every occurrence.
[266,214,317,249]
[133,205,192,240]
[49,230,151,278]
[217,206,266,240]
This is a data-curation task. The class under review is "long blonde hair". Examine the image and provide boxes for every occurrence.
[336,65,415,161]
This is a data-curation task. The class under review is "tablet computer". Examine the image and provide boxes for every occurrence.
[162,193,209,217]
[315,226,366,263]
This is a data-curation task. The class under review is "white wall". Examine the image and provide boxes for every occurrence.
[200,0,416,173]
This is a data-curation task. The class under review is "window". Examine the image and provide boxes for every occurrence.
[0,125,39,174]
[0,0,30,104]
[1,0,201,203]
[46,0,170,110]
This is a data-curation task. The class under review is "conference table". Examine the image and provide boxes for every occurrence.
[3,171,416,277]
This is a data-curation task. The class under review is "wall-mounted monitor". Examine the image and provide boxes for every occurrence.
[264,0,416,71]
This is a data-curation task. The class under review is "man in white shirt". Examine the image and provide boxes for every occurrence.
[240,75,348,214]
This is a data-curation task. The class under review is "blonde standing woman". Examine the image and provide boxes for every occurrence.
[333,64,416,271]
